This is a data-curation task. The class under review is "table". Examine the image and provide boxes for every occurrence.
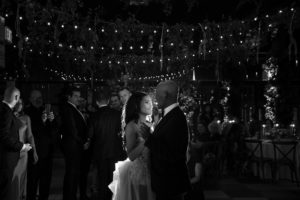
[245,138,300,181]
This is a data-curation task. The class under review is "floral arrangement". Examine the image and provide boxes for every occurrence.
[179,93,198,115]
[262,57,278,81]
[264,84,278,123]
[262,57,279,124]
[220,81,230,122]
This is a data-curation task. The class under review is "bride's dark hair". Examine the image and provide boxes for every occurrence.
[121,91,147,138]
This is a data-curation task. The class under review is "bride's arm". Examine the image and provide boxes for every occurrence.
[26,115,38,164]
[125,123,145,161]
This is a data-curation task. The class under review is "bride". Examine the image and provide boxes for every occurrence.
[109,91,155,200]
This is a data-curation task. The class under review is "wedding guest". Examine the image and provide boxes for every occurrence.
[109,93,122,111]
[88,89,126,200]
[25,90,57,200]
[248,112,261,137]
[9,99,38,200]
[1,86,32,199]
[119,87,131,106]
[225,115,247,174]
[264,119,274,134]
[195,120,210,141]
[185,147,205,200]
[198,104,213,129]
[208,119,222,141]
[59,87,89,200]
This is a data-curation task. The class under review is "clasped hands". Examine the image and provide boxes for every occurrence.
[42,111,55,122]
[139,121,153,140]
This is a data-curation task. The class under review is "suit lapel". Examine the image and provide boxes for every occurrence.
[153,107,179,135]
[68,102,86,124]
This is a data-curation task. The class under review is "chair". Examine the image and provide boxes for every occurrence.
[272,140,299,186]
[244,138,272,180]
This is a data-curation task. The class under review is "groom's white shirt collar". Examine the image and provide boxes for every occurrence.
[2,100,13,109]
[163,103,178,117]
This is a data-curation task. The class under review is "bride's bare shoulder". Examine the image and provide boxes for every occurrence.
[125,121,138,134]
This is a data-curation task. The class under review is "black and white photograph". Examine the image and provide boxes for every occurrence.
[1,0,300,200]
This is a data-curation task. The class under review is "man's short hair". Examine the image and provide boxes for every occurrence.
[110,92,120,99]
[119,87,131,93]
[95,88,110,102]
[65,86,81,97]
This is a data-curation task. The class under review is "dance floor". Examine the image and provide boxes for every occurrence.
[49,157,300,200]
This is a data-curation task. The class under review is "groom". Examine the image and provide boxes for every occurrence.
[145,80,191,200]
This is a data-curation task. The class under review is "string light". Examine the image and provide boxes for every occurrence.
[9,6,295,83]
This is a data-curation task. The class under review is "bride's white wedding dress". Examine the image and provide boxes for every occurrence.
[109,137,155,200]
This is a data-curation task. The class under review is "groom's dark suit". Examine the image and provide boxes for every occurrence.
[60,102,88,200]
[145,106,191,199]
[0,102,24,199]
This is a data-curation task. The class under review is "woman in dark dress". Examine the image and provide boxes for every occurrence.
[185,147,205,200]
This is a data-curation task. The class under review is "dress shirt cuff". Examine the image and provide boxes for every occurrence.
[20,144,26,152]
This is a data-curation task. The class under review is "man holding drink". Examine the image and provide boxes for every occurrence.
[25,90,57,200]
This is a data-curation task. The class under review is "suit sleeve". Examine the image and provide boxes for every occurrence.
[61,106,83,144]
[87,116,95,140]
[0,108,23,151]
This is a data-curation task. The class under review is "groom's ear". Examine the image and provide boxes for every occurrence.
[14,94,20,101]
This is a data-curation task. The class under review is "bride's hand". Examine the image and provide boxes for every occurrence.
[137,137,145,143]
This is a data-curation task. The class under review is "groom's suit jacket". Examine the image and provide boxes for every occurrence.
[145,106,191,196]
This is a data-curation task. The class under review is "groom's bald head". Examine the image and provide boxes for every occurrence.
[155,80,178,109]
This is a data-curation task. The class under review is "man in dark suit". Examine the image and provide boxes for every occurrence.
[88,89,126,200]
[0,86,32,199]
[25,90,58,200]
[60,87,89,200]
[145,80,191,200]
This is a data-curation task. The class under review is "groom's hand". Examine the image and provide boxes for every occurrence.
[140,122,151,139]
